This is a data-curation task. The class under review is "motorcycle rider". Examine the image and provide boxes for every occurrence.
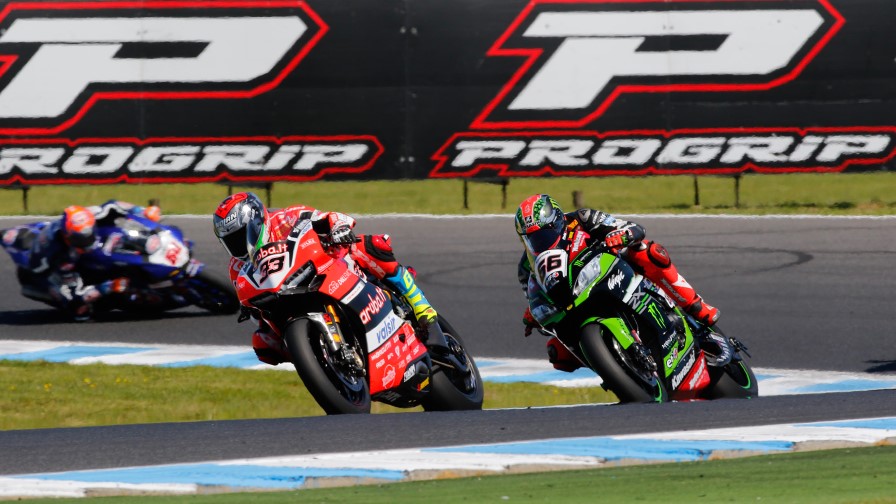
[11,200,162,321]
[212,192,451,366]
[515,193,720,371]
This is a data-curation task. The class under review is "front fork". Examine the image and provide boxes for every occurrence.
[306,305,365,373]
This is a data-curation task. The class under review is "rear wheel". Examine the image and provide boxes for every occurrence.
[707,359,758,399]
[579,323,667,403]
[186,270,240,314]
[421,317,484,411]
[284,318,371,415]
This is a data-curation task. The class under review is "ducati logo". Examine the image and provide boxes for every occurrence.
[0,1,326,135]
[472,0,841,129]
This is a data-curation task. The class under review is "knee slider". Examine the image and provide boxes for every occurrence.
[646,241,672,269]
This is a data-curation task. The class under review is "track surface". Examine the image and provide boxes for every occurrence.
[1,215,894,475]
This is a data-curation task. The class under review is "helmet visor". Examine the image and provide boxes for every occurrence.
[219,227,248,260]
[523,221,565,254]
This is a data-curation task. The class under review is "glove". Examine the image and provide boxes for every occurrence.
[329,225,356,245]
[523,306,538,337]
[604,229,632,251]
[312,211,357,245]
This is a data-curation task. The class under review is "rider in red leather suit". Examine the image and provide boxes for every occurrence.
[213,192,444,365]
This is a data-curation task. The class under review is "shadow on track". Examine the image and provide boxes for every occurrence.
[866,360,896,374]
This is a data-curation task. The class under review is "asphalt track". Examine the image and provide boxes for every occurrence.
[1,214,895,476]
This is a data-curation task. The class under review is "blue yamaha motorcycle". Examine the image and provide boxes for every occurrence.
[1,213,238,317]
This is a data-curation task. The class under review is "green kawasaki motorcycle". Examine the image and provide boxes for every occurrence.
[527,228,757,403]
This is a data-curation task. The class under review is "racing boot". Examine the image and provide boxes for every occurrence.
[626,240,720,326]
[685,297,720,327]
[385,266,466,371]
[385,265,438,326]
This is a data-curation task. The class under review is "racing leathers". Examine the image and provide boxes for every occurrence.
[228,205,441,366]
[518,208,720,371]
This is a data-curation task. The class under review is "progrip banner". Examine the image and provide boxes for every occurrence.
[0,0,892,185]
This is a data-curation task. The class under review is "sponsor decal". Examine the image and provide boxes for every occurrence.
[607,270,625,290]
[0,138,383,185]
[686,355,708,390]
[341,281,365,304]
[665,346,679,368]
[327,268,353,294]
[430,0,896,176]
[382,364,396,389]
[433,131,894,176]
[255,242,288,261]
[215,212,238,233]
[645,301,666,329]
[359,289,388,325]
[315,258,334,274]
[661,332,678,352]
[403,365,416,383]
[373,315,398,344]
[370,339,391,360]
[671,349,696,389]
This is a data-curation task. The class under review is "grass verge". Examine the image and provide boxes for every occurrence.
[2,172,895,216]
[0,360,615,430]
[17,445,896,503]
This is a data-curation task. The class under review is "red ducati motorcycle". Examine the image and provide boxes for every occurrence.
[234,220,483,414]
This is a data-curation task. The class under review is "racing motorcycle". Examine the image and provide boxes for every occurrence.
[1,214,239,317]
[234,219,484,415]
[527,228,757,403]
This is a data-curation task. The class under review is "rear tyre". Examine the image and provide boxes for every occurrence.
[707,359,758,399]
[579,323,667,404]
[421,317,484,411]
[285,318,371,415]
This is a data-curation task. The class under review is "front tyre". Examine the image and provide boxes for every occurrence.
[579,323,667,404]
[284,318,371,415]
[707,359,758,399]
[421,317,484,411]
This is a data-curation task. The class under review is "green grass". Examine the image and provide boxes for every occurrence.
[0,360,615,430]
[17,445,896,504]
[3,172,896,216]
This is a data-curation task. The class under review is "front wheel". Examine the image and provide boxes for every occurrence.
[421,317,484,411]
[579,323,667,404]
[706,358,758,399]
[284,318,371,415]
